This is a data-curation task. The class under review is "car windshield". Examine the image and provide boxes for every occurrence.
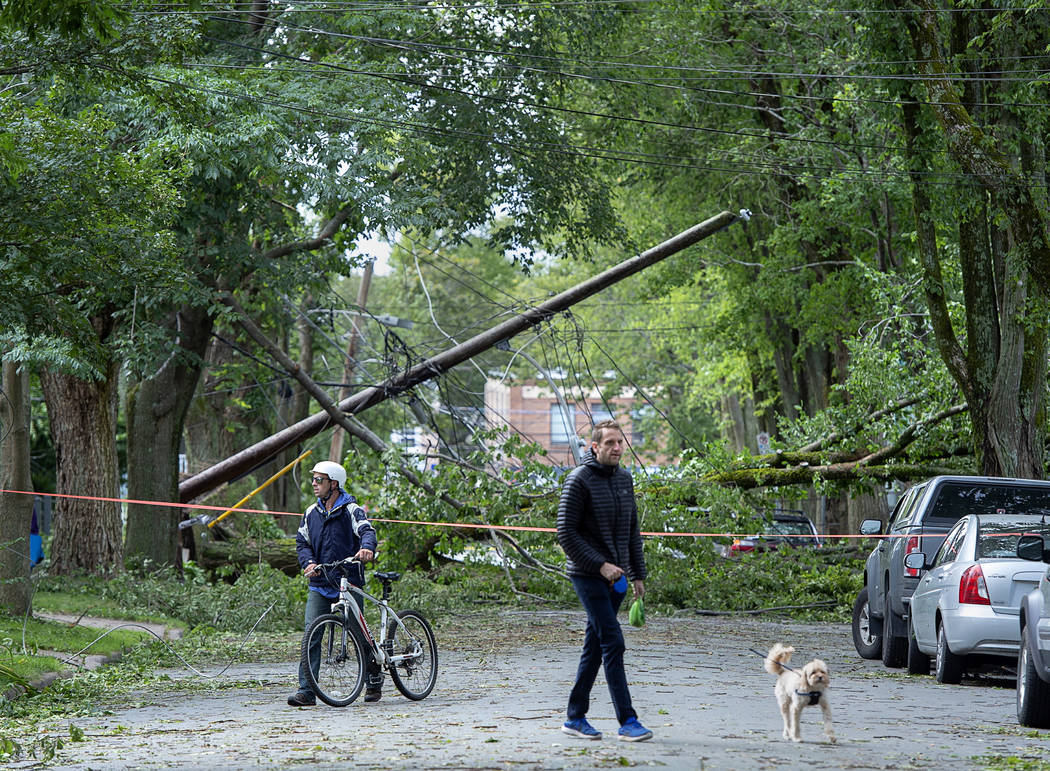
[769,520,813,536]
[927,483,1050,527]
[977,519,1050,559]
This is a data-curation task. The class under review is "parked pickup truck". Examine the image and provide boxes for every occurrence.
[852,475,1050,668]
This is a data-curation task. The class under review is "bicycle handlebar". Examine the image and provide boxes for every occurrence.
[310,556,361,573]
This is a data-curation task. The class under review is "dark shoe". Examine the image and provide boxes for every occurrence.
[287,691,316,707]
[364,688,382,703]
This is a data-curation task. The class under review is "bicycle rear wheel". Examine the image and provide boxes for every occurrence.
[303,613,365,707]
[386,609,438,700]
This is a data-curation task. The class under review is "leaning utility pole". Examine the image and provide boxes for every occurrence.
[179,209,746,502]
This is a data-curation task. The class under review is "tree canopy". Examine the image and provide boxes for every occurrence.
[2,1,1050,586]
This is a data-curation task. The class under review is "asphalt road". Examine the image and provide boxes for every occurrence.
[10,611,1048,770]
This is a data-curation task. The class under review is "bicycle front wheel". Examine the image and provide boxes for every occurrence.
[302,613,365,707]
[386,609,438,700]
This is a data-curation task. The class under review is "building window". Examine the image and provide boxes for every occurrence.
[590,403,614,425]
[631,405,655,446]
[550,404,576,445]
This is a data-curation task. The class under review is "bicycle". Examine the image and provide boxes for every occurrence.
[301,557,438,706]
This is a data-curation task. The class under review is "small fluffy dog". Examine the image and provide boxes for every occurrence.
[764,643,835,743]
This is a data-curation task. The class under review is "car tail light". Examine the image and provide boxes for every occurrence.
[730,539,753,553]
[904,535,921,577]
[959,564,990,605]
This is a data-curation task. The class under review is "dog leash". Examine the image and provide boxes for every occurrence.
[748,647,797,672]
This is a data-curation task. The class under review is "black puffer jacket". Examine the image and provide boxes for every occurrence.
[556,449,646,580]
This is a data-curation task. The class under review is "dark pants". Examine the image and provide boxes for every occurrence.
[299,589,382,695]
[567,575,636,725]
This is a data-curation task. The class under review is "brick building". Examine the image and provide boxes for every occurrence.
[483,378,665,467]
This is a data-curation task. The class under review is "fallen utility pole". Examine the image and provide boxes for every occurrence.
[179,209,745,502]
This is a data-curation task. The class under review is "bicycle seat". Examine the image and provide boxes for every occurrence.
[375,571,401,582]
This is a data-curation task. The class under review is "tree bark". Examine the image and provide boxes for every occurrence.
[0,360,34,614]
[898,7,1049,478]
[40,363,123,574]
[125,304,215,567]
[198,536,300,576]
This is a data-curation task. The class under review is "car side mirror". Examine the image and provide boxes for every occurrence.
[903,551,927,571]
[1017,534,1050,563]
[860,519,883,536]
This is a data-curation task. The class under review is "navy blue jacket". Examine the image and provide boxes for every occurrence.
[556,449,646,581]
[295,490,378,596]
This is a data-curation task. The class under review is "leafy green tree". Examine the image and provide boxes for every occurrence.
[0,94,186,574]
[885,1,1050,477]
[114,2,628,565]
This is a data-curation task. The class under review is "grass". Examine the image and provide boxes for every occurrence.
[0,613,153,692]
[31,589,185,629]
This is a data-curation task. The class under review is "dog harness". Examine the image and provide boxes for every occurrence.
[796,690,821,706]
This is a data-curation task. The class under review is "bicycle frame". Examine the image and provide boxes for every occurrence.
[330,573,423,670]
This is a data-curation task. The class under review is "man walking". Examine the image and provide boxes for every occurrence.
[288,460,382,706]
[556,420,652,742]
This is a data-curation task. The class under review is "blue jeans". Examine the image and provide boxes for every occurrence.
[567,575,637,725]
[298,589,381,694]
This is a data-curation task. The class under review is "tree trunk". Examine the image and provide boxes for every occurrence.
[262,307,313,529]
[847,488,888,535]
[198,536,300,577]
[125,304,215,567]
[0,360,34,614]
[184,327,245,476]
[897,10,1050,479]
[40,364,123,574]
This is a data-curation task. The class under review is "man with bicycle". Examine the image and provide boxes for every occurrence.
[556,420,653,742]
[288,460,382,707]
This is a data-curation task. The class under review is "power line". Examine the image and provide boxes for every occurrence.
[137,2,1050,17]
[203,18,1050,114]
[127,67,1042,189]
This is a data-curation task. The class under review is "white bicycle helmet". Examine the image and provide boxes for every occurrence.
[311,460,347,488]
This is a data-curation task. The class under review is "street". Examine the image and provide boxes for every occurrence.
[10,610,1045,769]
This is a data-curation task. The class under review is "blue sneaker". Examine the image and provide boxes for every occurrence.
[617,717,653,742]
[562,718,602,740]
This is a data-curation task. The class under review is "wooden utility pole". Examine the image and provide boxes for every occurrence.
[329,261,373,463]
[179,210,744,502]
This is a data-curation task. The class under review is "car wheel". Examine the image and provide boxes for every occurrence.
[1017,629,1050,728]
[906,614,930,675]
[851,587,881,659]
[934,622,964,684]
[881,591,907,668]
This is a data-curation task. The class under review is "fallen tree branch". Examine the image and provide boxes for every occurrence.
[798,395,926,453]
[716,403,968,487]
[678,600,838,616]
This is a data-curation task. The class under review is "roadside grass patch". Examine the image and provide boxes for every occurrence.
[0,614,150,691]
[974,751,1050,770]
[31,577,184,629]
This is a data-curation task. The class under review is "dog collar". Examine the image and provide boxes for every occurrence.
[797,690,821,706]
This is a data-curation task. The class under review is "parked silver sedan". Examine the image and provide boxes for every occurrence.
[904,514,1050,684]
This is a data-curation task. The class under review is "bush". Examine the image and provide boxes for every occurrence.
[96,562,307,634]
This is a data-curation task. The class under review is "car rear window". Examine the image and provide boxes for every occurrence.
[977,519,1050,559]
[926,483,1050,527]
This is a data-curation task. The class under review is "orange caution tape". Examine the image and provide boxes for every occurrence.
[0,488,899,539]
